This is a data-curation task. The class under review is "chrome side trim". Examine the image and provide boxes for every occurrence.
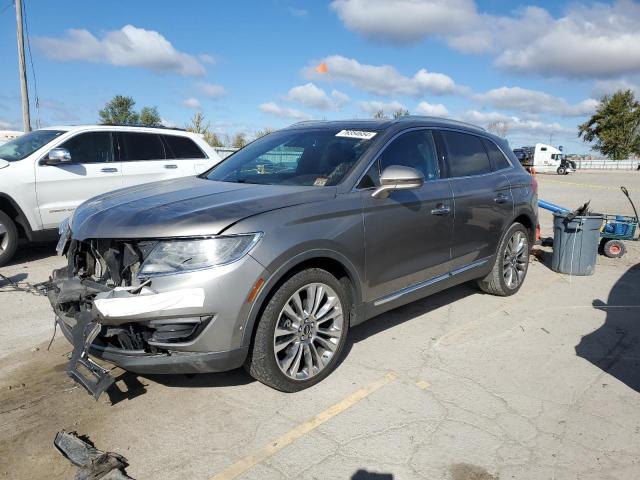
[373,257,490,307]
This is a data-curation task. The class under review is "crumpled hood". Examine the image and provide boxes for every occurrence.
[71,176,335,240]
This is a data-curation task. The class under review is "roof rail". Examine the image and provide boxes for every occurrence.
[394,115,487,132]
[100,123,187,132]
[288,120,324,127]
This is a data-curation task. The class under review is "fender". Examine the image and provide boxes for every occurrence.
[240,248,364,347]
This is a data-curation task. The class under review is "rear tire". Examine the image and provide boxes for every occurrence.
[477,223,530,297]
[602,239,626,258]
[0,211,18,267]
[246,268,351,392]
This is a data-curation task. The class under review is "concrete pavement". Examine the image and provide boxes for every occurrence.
[1,170,639,479]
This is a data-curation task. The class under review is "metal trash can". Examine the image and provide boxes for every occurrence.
[551,213,603,276]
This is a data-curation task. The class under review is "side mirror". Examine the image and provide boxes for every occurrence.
[44,148,72,166]
[372,165,424,199]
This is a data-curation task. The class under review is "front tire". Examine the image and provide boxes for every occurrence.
[246,268,350,392]
[0,211,18,267]
[557,166,567,175]
[477,223,530,296]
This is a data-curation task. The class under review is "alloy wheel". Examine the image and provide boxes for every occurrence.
[273,282,344,380]
[503,230,528,289]
[0,221,8,253]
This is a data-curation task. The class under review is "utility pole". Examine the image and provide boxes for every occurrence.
[15,0,31,133]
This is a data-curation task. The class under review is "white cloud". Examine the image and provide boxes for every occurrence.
[182,97,202,109]
[304,55,460,96]
[198,82,225,98]
[260,102,310,121]
[460,110,573,136]
[495,2,640,77]
[286,83,349,110]
[415,101,449,117]
[330,90,350,108]
[331,0,477,44]
[475,87,597,117]
[359,100,407,115]
[0,119,14,129]
[592,79,640,99]
[198,54,216,65]
[332,0,640,78]
[35,24,206,76]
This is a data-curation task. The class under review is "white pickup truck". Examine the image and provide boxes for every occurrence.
[0,125,221,266]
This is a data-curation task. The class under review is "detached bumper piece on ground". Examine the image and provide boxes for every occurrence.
[54,431,133,480]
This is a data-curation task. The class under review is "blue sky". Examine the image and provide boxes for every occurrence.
[1,0,640,153]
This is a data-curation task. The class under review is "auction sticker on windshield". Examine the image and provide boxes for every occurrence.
[335,130,377,140]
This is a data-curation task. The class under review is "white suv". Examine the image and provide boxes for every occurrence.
[0,125,221,266]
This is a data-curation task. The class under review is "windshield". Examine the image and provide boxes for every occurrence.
[0,129,65,162]
[205,128,378,186]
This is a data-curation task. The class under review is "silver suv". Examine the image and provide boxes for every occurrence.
[47,117,537,398]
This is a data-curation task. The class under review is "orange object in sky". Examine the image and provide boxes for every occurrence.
[315,62,328,74]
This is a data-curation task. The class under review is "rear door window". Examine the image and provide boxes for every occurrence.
[119,132,165,161]
[482,139,511,171]
[162,135,207,159]
[58,132,113,164]
[441,131,492,177]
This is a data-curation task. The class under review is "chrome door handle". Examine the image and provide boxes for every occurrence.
[430,204,451,216]
[101,167,118,173]
[494,193,509,204]
[164,164,178,169]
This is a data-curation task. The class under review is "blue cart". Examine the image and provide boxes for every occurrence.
[599,187,639,258]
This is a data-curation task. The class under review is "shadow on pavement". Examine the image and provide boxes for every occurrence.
[0,272,28,288]
[575,263,640,393]
[349,282,477,346]
[352,469,393,479]
[5,242,56,266]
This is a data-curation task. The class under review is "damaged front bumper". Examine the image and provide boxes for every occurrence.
[47,237,262,399]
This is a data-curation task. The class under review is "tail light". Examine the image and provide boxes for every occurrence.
[531,174,538,195]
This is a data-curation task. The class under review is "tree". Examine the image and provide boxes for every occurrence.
[139,106,162,127]
[579,89,640,160]
[185,112,223,147]
[254,127,274,140]
[486,121,509,138]
[231,132,247,149]
[98,95,163,126]
[99,95,139,125]
[393,108,410,119]
[373,109,387,119]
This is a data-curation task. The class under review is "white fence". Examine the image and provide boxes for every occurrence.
[574,159,639,170]
[214,147,238,159]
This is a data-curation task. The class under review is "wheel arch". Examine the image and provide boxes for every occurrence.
[512,212,536,244]
[241,250,362,348]
[0,193,33,240]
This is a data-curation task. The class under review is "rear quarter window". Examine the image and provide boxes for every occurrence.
[482,139,511,171]
[162,135,207,159]
[441,131,492,177]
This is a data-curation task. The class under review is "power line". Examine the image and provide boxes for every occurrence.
[21,0,40,128]
[0,0,13,15]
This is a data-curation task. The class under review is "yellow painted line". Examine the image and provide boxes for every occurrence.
[208,372,398,480]
[541,178,637,192]
[415,380,431,390]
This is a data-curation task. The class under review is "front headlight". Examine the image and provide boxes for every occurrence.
[139,233,262,276]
